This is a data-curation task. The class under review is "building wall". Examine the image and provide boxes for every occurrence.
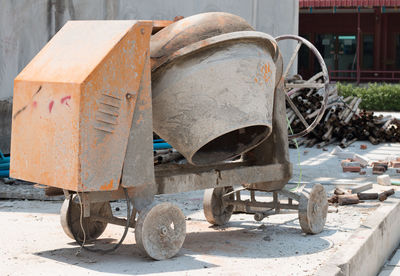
[0,0,298,153]
[300,9,400,76]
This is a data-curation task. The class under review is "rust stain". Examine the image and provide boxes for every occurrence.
[100,179,114,191]
[48,100,54,113]
[254,62,272,85]
[261,62,272,83]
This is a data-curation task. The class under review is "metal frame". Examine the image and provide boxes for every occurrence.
[224,188,302,222]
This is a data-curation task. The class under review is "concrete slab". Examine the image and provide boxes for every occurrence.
[317,193,400,276]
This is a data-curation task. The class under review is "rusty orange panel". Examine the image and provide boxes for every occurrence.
[10,20,153,192]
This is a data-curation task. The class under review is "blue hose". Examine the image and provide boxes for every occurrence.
[0,170,9,178]
[0,140,171,179]
[0,150,9,178]
[153,142,172,150]
[153,138,172,150]
[0,157,10,164]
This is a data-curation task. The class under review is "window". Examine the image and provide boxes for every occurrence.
[362,34,374,70]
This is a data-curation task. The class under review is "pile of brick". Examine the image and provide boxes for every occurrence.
[371,159,400,174]
[341,156,400,175]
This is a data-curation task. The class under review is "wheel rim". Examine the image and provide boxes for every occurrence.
[298,184,328,234]
[203,186,234,225]
[60,196,112,242]
[135,202,186,260]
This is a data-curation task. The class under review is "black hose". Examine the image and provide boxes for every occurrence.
[67,188,131,254]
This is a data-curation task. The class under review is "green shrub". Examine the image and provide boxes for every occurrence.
[337,83,400,111]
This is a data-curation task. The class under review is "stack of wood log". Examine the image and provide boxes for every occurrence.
[288,85,400,148]
[328,187,395,205]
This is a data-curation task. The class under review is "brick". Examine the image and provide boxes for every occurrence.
[343,166,361,172]
[373,165,386,175]
[390,161,400,168]
[372,162,388,171]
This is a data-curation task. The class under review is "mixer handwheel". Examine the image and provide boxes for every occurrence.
[135,202,186,260]
[60,196,112,242]
[203,186,234,226]
[275,35,329,139]
[298,184,328,234]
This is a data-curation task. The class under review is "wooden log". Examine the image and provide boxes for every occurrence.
[334,187,347,195]
[357,193,378,200]
[338,194,360,205]
[378,189,395,202]
[328,194,338,204]
[344,97,362,124]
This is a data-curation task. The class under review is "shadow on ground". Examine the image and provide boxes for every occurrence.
[35,219,333,275]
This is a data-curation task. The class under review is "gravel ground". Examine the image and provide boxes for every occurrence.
[0,141,399,276]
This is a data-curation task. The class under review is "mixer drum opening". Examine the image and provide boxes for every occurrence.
[191,125,270,165]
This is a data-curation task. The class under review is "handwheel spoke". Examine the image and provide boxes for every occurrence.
[282,41,302,81]
[285,94,309,128]
[285,82,325,89]
[307,71,325,83]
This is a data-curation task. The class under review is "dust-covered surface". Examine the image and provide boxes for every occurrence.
[0,193,379,276]
[1,141,399,275]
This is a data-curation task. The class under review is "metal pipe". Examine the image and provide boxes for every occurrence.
[153,142,172,150]
[0,170,9,177]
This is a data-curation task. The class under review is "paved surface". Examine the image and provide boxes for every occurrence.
[1,141,400,276]
[380,250,400,275]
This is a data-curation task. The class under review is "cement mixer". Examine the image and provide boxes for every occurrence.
[10,13,329,260]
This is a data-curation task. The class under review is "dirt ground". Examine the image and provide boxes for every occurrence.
[1,141,399,276]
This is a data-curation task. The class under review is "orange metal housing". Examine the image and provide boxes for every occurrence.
[10,20,152,192]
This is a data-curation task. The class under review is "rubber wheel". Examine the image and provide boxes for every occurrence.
[60,196,112,242]
[135,202,186,260]
[298,184,328,234]
[203,186,234,226]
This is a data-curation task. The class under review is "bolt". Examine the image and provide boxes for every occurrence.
[160,226,168,236]
[126,93,133,100]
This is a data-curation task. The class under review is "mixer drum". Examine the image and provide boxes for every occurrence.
[151,30,279,165]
